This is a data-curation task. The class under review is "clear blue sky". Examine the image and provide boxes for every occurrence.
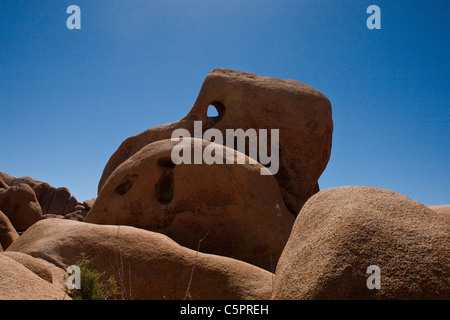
[1,1,448,205]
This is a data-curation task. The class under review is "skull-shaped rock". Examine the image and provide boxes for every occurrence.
[98,69,333,215]
[85,138,294,270]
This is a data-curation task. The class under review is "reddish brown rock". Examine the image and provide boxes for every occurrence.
[0,177,8,190]
[63,196,78,215]
[64,210,87,222]
[8,219,274,300]
[86,138,294,270]
[82,198,96,211]
[47,187,71,215]
[0,172,14,186]
[39,187,78,216]
[272,187,450,300]
[98,69,333,215]
[0,210,19,250]
[42,214,64,220]
[0,184,42,232]
[10,176,44,189]
[39,186,56,215]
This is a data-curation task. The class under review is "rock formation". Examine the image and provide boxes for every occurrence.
[86,138,294,270]
[0,184,42,232]
[8,219,274,300]
[0,210,19,250]
[97,69,333,215]
[272,186,450,300]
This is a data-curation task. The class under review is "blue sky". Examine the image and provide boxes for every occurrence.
[1,1,448,205]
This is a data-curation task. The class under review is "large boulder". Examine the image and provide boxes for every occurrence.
[86,138,294,270]
[8,219,274,300]
[8,176,52,203]
[0,210,19,250]
[98,69,333,215]
[0,253,69,300]
[82,198,96,211]
[272,186,450,300]
[39,187,78,216]
[0,184,42,232]
[2,174,80,216]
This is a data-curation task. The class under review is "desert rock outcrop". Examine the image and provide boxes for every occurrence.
[98,69,333,215]
[8,219,274,300]
[272,186,450,300]
[86,138,294,270]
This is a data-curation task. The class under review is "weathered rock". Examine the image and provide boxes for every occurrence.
[74,204,85,211]
[428,205,450,224]
[10,176,44,189]
[0,210,19,250]
[86,138,294,270]
[98,69,333,215]
[64,196,79,215]
[2,252,54,283]
[0,177,8,189]
[0,253,69,300]
[272,186,450,300]
[64,210,87,222]
[39,187,79,216]
[8,219,274,300]
[39,186,56,214]
[0,184,42,232]
[2,251,68,293]
[82,198,96,211]
[42,214,64,220]
[0,172,14,186]
[47,188,71,215]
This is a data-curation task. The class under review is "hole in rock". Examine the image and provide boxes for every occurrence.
[158,157,176,169]
[115,175,138,196]
[207,104,219,118]
[205,101,225,130]
[156,157,175,204]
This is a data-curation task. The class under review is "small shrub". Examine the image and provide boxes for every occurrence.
[66,253,118,300]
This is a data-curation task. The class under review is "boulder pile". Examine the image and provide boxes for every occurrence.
[1,69,448,300]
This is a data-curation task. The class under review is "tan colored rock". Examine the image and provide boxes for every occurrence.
[0,210,19,250]
[272,186,450,300]
[8,219,274,300]
[2,252,54,283]
[98,69,333,215]
[86,138,294,270]
[0,184,42,232]
[0,253,69,300]
[428,205,450,224]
